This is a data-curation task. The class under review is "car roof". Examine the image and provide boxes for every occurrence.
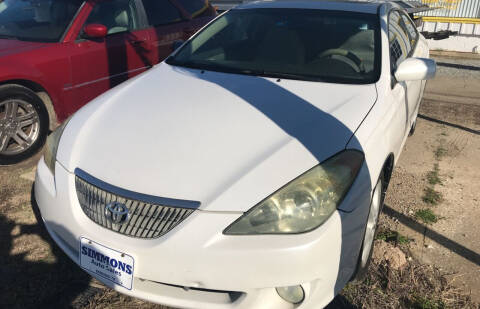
[235,0,401,14]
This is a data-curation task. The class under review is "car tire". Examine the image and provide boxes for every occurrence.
[409,119,416,136]
[351,174,385,282]
[0,84,49,165]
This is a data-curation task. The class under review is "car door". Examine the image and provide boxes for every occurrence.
[138,0,191,65]
[389,10,415,139]
[399,11,425,121]
[69,0,151,109]
[389,11,422,129]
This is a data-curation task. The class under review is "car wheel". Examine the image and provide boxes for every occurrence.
[352,175,384,282]
[409,120,416,136]
[0,85,49,165]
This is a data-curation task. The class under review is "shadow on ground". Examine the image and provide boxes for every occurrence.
[418,114,479,135]
[384,205,480,266]
[0,186,93,308]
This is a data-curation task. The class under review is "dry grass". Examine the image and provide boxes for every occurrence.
[340,243,476,309]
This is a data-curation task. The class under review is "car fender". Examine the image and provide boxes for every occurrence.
[0,58,68,121]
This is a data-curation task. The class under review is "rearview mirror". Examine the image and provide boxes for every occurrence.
[395,57,436,82]
[84,24,108,39]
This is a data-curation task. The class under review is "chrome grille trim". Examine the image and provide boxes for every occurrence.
[74,168,199,239]
[74,168,200,209]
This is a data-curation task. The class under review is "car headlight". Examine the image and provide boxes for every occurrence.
[44,117,71,175]
[224,150,364,235]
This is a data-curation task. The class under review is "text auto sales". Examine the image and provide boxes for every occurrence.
[81,246,133,276]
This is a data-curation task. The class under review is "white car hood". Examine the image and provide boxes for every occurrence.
[58,64,376,212]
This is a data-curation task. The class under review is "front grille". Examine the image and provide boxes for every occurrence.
[75,173,196,239]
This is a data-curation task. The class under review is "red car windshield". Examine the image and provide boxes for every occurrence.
[0,0,83,42]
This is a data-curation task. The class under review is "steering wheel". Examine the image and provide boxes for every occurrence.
[317,49,365,73]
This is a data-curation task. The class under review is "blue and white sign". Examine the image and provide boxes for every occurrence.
[79,237,134,290]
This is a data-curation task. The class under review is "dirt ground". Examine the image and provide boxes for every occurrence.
[0,55,479,308]
[380,55,480,304]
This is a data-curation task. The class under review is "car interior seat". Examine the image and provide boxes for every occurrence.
[339,30,375,72]
[108,10,130,34]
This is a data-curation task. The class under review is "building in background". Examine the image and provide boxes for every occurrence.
[406,0,480,52]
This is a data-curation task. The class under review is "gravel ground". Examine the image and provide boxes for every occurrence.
[380,54,480,304]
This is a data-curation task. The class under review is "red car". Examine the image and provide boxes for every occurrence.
[0,0,216,164]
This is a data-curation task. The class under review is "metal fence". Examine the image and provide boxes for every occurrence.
[406,0,480,18]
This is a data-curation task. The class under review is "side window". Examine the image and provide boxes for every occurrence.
[141,0,183,26]
[85,0,139,35]
[389,11,411,69]
[400,13,418,49]
[176,0,209,18]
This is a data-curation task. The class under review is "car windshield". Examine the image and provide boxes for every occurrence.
[167,9,381,84]
[0,0,83,42]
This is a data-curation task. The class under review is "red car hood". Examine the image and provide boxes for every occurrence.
[0,39,47,57]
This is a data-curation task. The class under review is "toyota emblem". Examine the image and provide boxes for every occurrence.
[105,202,129,224]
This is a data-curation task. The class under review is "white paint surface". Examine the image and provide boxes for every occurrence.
[34,2,434,308]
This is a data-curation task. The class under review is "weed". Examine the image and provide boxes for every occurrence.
[434,146,447,160]
[415,209,439,224]
[423,187,442,205]
[427,163,442,185]
[397,234,411,244]
[412,295,446,309]
[376,229,411,244]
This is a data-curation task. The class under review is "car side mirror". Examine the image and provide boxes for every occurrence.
[173,40,185,51]
[395,57,436,82]
[83,24,108,39]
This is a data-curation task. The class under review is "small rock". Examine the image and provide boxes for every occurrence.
[386,247,408,270]
[427,244,434,249]
[10,225,20,236]
[373,240,408,270]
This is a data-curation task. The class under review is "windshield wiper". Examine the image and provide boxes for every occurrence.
[165,56,182,66]
[167,58,251,75]
[257,71,328,82]
[165,58,212,71]
[166,59,331,82]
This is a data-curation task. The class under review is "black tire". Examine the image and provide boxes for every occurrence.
[0,84,49,165]
[409,119,417,136]
[351,174,385,282]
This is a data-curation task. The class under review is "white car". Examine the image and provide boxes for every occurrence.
[34,1,436,308]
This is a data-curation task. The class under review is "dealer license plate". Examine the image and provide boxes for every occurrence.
[79,237,134,290]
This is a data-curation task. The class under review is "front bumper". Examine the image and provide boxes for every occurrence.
[35,159,371,309]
